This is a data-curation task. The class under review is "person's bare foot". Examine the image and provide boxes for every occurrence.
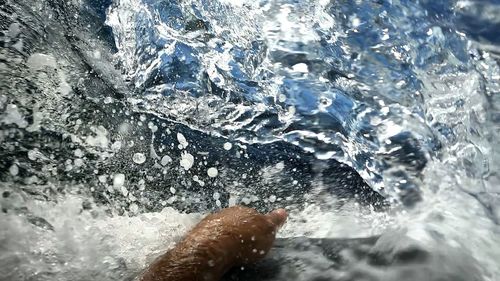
[139,206,287,281]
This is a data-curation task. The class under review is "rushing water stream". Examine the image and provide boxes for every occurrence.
[1,0,500,280]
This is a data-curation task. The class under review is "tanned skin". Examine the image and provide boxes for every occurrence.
[138,206,288,281]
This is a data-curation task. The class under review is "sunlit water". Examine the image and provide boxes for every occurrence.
[1,0,500,280]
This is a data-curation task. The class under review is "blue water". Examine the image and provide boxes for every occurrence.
[107,0,500,203]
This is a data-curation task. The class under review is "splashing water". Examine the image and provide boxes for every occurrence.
[1,0,500,280]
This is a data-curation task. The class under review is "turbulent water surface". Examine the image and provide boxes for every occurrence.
[1,0,500,280]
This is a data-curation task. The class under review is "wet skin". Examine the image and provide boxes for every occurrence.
[138,206,288,281]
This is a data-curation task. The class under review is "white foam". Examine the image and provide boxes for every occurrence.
[26,53,57,70]
[2,104,28,128]
[85,126,109,148]
[8,22,21,38]
[0,193,202,280]
[111,141,122,151]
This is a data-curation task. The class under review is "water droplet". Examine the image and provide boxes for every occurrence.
[180,152,194,170]
[9,164,19,176]
[223,142,232,150]
[275,162,285,170]
[28,149,41,161]
[177,133,188,148]
[111,141,122,151]
[113,174,125,188]
[74,149,84,157]
[121,186,128,197]
[74,158,84,167]
[278,94,287,102]
[207,167,218,177]
[228,196,237,206]
[167,196,177,204]
[133,153,146,164]
[161,155,172,166]
[213,192,220,200]
[129,203,139,214]
[291,63,308,73]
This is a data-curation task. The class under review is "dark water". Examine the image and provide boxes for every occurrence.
[1,0,500,280]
